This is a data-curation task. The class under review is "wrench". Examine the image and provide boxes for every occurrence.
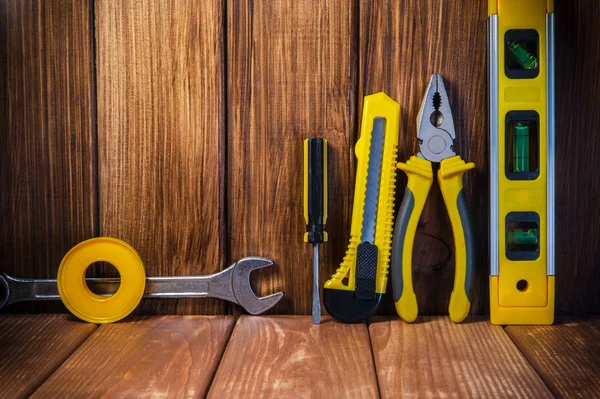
[0,257,284,315]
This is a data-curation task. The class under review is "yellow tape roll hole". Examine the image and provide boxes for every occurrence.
[57,237,146,324]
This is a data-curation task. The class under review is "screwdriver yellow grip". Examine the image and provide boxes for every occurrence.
[391,156,433,322]
[438,155,476,323]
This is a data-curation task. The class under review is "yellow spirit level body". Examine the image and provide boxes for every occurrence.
[488,0,555,324]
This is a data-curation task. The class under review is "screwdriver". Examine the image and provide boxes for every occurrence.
[304,138,328,324]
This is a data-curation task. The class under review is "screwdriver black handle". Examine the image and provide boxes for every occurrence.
[304,138,328,244]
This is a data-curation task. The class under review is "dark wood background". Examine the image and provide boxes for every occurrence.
[1,0,598,316]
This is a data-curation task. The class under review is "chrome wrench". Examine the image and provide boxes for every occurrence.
[0,257,283,315]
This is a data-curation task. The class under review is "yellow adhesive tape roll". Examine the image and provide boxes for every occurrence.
[57,237,146,324]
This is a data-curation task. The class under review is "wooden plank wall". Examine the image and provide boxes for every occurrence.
[227,0,357,314]
[554,0,600,314]
[0,0,598,316]
[0,0,97,313]
[95,0,226,315]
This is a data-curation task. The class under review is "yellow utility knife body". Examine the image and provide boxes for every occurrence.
[323,93,400,323]
[392,74,475,323]
[488,0,555,324]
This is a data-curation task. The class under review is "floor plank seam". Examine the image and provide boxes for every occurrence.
[366,322,383,399]
[204,316,238,396]
[26,321,99,397]
[501,326,557,399]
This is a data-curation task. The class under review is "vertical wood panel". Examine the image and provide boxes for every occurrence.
[227,0,358,313]
[96,0,226,314]
[0,0,96,312]
[359,0,488,315]
[554,0,600,314]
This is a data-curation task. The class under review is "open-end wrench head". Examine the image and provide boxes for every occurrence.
[231,257,284,315]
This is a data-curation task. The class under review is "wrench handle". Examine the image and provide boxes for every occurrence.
[0,270,237,309]
[144,277,211,298]
[0,273,60,308]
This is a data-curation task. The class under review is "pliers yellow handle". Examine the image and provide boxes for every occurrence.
[391,155,475,323]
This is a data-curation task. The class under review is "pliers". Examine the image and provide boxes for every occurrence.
[391,74,475,323]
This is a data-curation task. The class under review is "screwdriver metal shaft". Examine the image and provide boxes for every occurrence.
[312,244,320,324]
[304,138,328,325]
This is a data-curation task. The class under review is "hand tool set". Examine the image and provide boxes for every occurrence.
[318,76,476,324]
[488,0,555,325]
[2,0,555,326]
[309,0,554,326]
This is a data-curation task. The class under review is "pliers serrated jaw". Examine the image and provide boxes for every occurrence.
[417,74,456,163]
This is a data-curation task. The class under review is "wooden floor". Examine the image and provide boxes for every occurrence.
[0,315,598,398]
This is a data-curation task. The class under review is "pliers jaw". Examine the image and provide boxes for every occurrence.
[416,74,456,163]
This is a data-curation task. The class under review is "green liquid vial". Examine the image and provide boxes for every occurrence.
[508,229,539,245]
[508,41,538,70]
[513,122,529,172]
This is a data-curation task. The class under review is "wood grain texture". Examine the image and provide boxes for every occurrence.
[554,0,600,314]
[0,315,96,398]
[208,316,379,397]
[227,0,358,314]
[506,318,600,399]
[0,0,96,312]
[359,0,489,316]
[370,317,553,398]
[32,316,234,398]
[95,0,226,314]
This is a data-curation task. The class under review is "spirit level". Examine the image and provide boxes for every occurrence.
[488,0,555,324]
